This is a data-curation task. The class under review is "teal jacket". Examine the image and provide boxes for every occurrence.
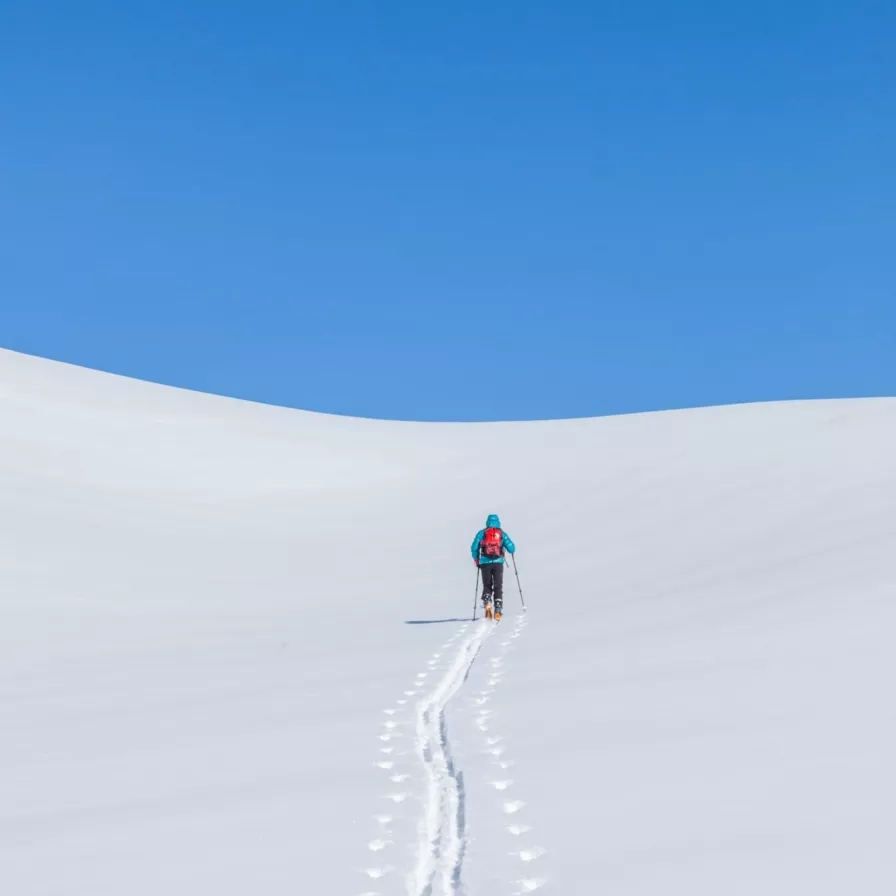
[471,514,516,565]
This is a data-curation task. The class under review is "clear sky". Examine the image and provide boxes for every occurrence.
[2,1,894,421]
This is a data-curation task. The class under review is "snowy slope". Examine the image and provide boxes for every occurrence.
[1,347,894,895]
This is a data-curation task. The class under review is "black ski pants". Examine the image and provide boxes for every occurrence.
[480,562,504,609]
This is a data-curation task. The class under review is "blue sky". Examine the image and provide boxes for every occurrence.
[2,1,893,420]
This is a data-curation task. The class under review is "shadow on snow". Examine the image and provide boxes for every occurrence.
[404,617,472,625]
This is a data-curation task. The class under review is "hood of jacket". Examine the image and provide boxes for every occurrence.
[486,514,501,529]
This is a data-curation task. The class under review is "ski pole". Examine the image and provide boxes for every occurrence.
[472,565,480,621]
[511,554,527,611]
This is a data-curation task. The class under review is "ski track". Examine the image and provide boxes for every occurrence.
[470,613,547,894]
[362,614,541,896]
[412,620,492,896]
[361,622,489,895]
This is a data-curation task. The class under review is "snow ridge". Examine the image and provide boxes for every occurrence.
[412,621,491,895]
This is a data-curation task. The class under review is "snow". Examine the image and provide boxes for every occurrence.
[1,346,894,895]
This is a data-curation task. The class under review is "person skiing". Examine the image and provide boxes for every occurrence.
[471,514,516,621]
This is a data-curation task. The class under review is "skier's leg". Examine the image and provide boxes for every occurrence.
[493,564,505,613]
[481,564,494,605]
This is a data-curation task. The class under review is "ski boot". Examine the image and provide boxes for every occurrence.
[484,603,493,620]
[494,605,503,622]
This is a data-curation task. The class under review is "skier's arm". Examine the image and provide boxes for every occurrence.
[502,532,516,555]
[471,530,484,562]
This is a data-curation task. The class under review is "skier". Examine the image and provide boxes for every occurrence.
[471,514,516,621]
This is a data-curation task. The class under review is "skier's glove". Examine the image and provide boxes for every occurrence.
[473,559,479,567]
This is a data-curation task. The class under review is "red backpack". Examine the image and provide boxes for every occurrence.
[480,527,504,559]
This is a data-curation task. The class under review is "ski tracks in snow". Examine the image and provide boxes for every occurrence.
[361,622,480,894]
[410,620,491,896]
[360,614,544,896]
[470,613,548,894]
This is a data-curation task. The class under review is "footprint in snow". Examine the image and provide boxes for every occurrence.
[507,824,531,836]
[519,847,546,862]
[492,780,513,791]
[503,800,526,814]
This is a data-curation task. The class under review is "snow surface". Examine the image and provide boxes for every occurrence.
[1,347,894,895]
